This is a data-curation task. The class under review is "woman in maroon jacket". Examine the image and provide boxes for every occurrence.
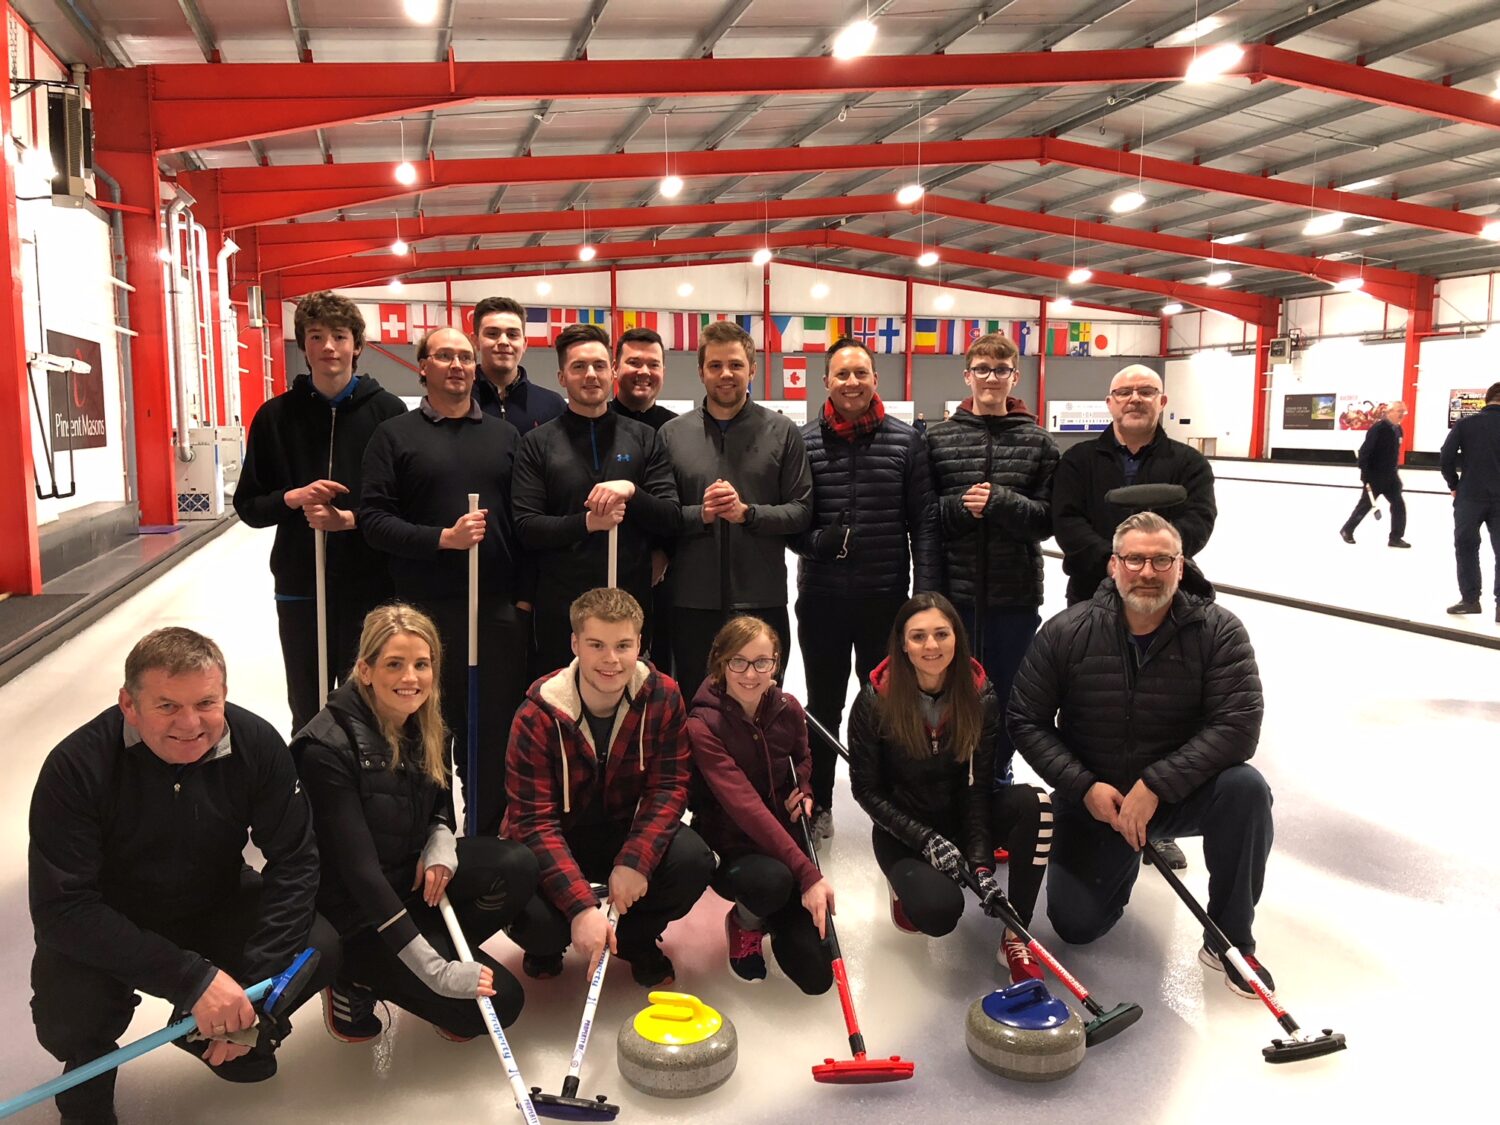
[687,616,835,990]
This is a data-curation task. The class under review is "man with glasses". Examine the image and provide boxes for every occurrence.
[360,326,530,834]
[472,296,566,435]
[926,332,1058,789]
[513,323,681,674]
[1339,401,1411,548]
[1008,512,1275,999]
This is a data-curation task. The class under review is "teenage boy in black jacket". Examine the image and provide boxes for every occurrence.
[513,323,681,672]
[472,295,566,435]
[28,628,337,1123]
[359,327,531,835]
[233,292,407,731]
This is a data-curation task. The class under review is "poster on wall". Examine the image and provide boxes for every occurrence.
[1047,400,1112,433]
[1335,394,1394,432]
[1449,389,1489,427]
[1283,393,1336,430]
[45,332,107,450]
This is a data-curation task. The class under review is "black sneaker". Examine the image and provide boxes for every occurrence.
[624,943,676,988]
[1149,839,1187,869]
[1388,538,1411,548]
[522,952,565,980]
[1199,945,1276,998]
[1339,529,1355,544]
[724,908,767,984]
[1448,600,1482,614]
[323,983,382,1043]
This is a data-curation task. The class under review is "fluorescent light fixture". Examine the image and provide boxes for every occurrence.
[917,250,940,267]
[1051,296,1074,311]
[1333,276,1365,292]
[1067,267,1093,285]
[677,281,694,297]
[1212,232,1248,245]
[1165,16,1223,45]
[752,247,773,266]
[1351,226,1380,236]
[832,18,877,59]
[403,0,439,22]
[536,280,552,296]
[1341,177,1385,192]
[896,183,925,206]
[810,281,830,298]
[390,238,409,256]
[1482,220,1500,241]
[1303,212,1347,236]
[659,175,684,198]
[1111,190,1146,214]
[578,244,597,261]
[389,278,404,292]
[1161,302,1184,315]
[1202,270,1232,286]
[1184,43,1245,84]
[934,293,955,311]
[394,161,417,186]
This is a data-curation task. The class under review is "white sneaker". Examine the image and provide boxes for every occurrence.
[810,809,834,842]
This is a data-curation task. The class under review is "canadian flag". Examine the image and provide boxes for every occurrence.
[377,304,409,344]
[782,357,807,401]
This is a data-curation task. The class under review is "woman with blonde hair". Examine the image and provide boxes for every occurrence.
[687,615,834,991]
[294,603,537,1042]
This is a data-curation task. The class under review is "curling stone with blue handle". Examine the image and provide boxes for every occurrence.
[966,979,1087,1082]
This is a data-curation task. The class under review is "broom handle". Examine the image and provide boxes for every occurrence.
[607,524,618,589]
[562,904,619,1095]
[315,529,329,708]
[792,772,865,1056]
[466,493,480,838]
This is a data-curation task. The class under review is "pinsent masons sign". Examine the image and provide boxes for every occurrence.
[46,332,107,450]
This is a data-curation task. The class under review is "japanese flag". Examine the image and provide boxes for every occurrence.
[782,357,808,401]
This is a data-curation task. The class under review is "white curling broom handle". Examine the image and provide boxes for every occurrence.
[567,905,618,1080]
[468,493,480,669]
[439,895,540,1125]
[315,529,329,708]
[607,524,618,589]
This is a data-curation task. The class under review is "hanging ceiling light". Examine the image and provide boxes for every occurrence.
[1067,267,1093,285]
[536,280,552,296]
[1341,177,1385,192]
[752,247,773,266]
[390,237,409,256]
[389,277,404,292]
[659,175,684,198]
[1303,212,1347,236]
[677,281,694,297]
[403,0,440,22]
[1161,302,1184,315]
[1111,190,1145,214]
[1212,232,1247,245]
[917,250,939,267]
[933,293,955,311]
[578,244,597,261]
[832,18,877,59]
[896,183,924,205]
[1481,220,1500,241]
[1202,269,1233,286]
[1184,43,1244,84]
[1333,276,1365,292]
[1051,295,1074,311]
[394,161,417,185]
[810,281,830,298]
[1165,16,1223,45]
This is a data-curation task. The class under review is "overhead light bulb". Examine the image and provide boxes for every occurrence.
[934,293,955,311]
[394,161,417,186]
[1203,269,1232,286]
[578,244,597,261]
[1341,177,1385,192]
[390,238,409,256]
[752,247,773,266]
[1067,267,1093,285]
[659,175,684,198]
[1111,190,1145,213]
[810,281,830,298]
[1165,16,1223,45]
[1051,296,1074,311]
[1303,212,1346,236]
[677,281,694,297]
[1481,220,1500,241]
[1184,43,1244,84]
[389,277,404,292]
[832,18,877,60]
[403,0,440,22]
[1333,276,1365,292]
[917,250,939,267]
[536,280,552,296]
[1212,232,1248,245]
[896,183,925,206]
[1161,302,1184,315]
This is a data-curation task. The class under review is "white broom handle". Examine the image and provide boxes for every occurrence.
[467,493,480,666]
[607,524,618,589]
[314,529,329,708]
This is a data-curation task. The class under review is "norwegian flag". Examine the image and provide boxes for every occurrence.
[376,304,409,344]
[848,316,881,350]
[782,357,808,400]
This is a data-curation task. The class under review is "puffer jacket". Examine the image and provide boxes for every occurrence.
[293,680,451,944]
[502,661,690,919]
[686,680,819,892]
[847,657,996,869]
[795,412,941,597]
[1007,582,1263,805]
[925,402,1058,608]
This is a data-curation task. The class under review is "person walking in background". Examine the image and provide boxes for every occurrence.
[1441,381,1500,621]
[1340,401,1411,548]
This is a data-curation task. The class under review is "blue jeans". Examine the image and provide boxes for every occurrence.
[956,605,1041,784]
[1045,764,1274,954]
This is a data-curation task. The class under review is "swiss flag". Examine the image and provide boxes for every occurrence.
[782,357,807,401]
[377,304,409,344]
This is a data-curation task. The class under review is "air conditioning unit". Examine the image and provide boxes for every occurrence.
[1268,336,1293,366]
[176,428,226,521]
[46,89,92,201]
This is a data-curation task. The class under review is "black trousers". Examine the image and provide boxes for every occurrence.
[713,853,832,995]
[340,838,535,1035]
[30,869,340,1120]
[872,785,1050,936]
[276,583,387,735]
[795,592,906,810]
[672,606,790,704]
[417,596,527,836]
[1341,476,1407,540]
[649,575,674,676]
[507,826,714,962]
[1046,764,1274,954]
[1454,496,1500,604]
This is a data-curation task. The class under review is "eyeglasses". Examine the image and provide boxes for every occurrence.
[726,656,776,673]
[1114,553,1180,572]
[1109,387,1161,401]
[966,365,1017,381]
[427,349,476,366]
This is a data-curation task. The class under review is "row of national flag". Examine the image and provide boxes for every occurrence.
[367,304,1118,357]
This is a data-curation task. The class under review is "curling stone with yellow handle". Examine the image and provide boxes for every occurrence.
[617,991,737,1098]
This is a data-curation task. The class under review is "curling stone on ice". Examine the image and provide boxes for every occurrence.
[617,991,737,1098]
[966,979,1087,1082]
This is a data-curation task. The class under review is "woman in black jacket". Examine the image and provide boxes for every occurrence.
[848,593,1052,985]
[295,604,538,1042]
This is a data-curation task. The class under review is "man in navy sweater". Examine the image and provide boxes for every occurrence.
[1441,381,1500,620]
[1340,401,1411,548]
[471,296,566,435]
[359,326,531,834]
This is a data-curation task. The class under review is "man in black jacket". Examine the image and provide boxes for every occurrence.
[1441,381,1500,620]
[472,295,566,435]
[28,628,337,1122]
[233,292,407,731]
[1009,513,1275,999]
[359,326,530,835]
[926,332,1057,786]
[1340,401,1411,547]
[795,338,940,838]
[513,323,681,672]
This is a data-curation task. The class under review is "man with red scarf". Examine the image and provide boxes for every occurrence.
[793,338,941,842]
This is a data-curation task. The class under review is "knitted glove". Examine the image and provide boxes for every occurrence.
[420,824,458,875]
[975,867,1006,918]
[921,833,963,879]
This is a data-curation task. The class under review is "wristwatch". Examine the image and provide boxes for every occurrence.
[742,504,758,529]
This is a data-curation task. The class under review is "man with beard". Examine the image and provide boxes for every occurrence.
[1007,513,1275,999]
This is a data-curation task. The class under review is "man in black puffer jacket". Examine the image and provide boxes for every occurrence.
[1008,513,1275,999]
[926,332,1058,785]
[794,338,940,837]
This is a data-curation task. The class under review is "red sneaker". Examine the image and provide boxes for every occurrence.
[888,883,920,935]
[1000,936,1044,985]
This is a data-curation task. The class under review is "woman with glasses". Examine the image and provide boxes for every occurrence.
[848,593,1052,985]
[685,616,835,991]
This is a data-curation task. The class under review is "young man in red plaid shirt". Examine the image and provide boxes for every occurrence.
[502,587,713,986]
